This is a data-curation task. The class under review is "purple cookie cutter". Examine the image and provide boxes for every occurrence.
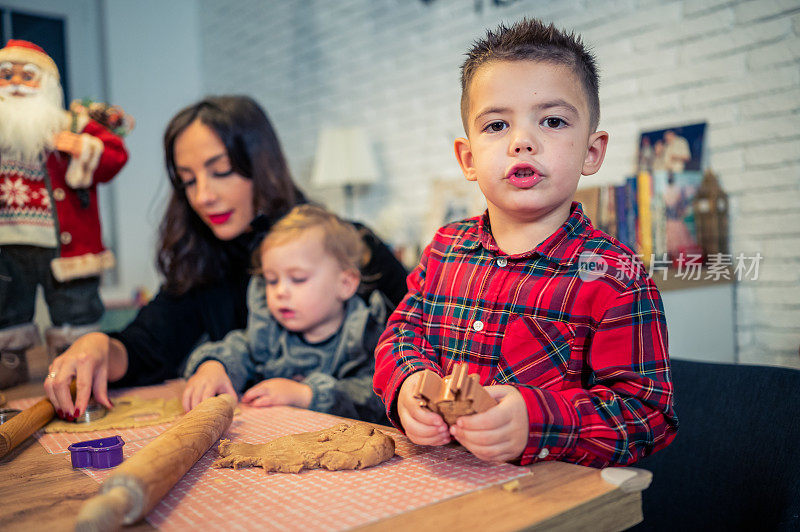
[68,435,125,469]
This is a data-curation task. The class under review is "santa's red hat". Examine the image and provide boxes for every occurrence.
[0,39,59,80]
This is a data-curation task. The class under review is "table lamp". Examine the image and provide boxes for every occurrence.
[311,126,378,217]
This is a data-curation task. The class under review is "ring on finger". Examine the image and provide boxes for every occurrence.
[47,371,58,379]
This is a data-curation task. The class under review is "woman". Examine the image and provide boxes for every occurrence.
[44,96,407,419]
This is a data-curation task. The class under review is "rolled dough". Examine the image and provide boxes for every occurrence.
[214,422,395,473]
[45,396,184,433]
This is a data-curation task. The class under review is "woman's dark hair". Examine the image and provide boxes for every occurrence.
[158,95,303,294]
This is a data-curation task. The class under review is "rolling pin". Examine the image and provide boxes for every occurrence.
[75,393,236,531]
[0,381,77,459]
[0,396,55,458]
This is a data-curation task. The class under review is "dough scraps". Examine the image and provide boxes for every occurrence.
[45,396,185,433]
[214,422,395,473]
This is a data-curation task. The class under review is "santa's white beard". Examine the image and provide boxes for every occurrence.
[0,75,65,165]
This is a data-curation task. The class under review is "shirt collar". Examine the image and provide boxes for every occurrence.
[455,202,592,265]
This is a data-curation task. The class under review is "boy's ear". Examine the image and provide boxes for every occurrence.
[581,130,609,176]
[337,268,360,300]
[454,137,478,182]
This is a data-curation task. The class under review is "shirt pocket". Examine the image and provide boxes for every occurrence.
[496,316,575,389]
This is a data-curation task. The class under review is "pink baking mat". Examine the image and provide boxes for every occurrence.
[11,384,529,531]
[7,380,186,454]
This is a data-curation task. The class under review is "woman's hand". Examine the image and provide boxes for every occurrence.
[43,332,123,420]
[182,360,237,412]
[241,378,312,408]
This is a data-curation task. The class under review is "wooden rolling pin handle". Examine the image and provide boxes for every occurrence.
[0,380,76,459]
[0,397,55,459]
[74,485,134,532]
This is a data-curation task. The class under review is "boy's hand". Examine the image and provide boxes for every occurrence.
[397,370,451,446]
[449,385,528,463]
[241,378,312,408]
[182,360,237,412]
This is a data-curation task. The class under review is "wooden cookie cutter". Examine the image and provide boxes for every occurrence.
[413,363,497,425]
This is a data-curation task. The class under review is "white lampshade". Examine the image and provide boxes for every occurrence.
[311,126,379,187]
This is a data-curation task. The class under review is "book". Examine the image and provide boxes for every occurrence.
[614,184,629,248]
[637,171,653,267]
[623,176,638,251]
[573,187,601,225]
[651,170,704,262]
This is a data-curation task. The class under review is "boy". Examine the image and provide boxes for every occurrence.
[373,18,677,467]
[184,205,389,424]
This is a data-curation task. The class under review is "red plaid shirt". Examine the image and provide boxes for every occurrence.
[374,203,677,467]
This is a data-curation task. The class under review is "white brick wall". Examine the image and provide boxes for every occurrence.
[198,0,800,368]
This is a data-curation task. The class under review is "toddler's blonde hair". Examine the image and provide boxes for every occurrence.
[255,204,368,275]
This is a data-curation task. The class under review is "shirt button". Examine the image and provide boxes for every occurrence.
[496,257,507,267]
[472,320,484,332]
[538,448,550,459]
[53,188,66,201]
[60,231,72,245]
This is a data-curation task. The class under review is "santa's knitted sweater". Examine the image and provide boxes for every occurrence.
[0,156,58,248]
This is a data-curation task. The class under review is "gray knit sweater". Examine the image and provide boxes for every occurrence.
[183,275,389,424]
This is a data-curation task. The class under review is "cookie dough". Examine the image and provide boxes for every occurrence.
[214,422,395,473]
[45,396,184,433]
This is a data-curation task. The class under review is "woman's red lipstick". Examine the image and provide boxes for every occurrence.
[208,211,233,224]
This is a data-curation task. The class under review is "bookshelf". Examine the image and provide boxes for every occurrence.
[574,171,737,363]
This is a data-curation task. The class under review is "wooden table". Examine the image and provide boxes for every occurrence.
[1,381,650,531]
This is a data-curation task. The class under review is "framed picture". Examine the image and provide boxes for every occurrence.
[637,122,706,175]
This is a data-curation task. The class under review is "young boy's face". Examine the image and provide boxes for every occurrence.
[261,227,359,342]
[455,60,607,225]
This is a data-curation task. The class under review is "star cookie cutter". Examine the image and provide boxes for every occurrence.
[413,363,497,425]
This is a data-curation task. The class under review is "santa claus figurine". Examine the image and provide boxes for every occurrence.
[0,40,128,389]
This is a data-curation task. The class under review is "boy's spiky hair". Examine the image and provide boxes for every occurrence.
[460,18,600,133]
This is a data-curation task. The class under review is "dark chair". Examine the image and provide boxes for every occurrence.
[631,358,800,531]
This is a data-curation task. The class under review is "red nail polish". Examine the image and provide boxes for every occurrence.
[73,409,80,418]
[57,409,64,418]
